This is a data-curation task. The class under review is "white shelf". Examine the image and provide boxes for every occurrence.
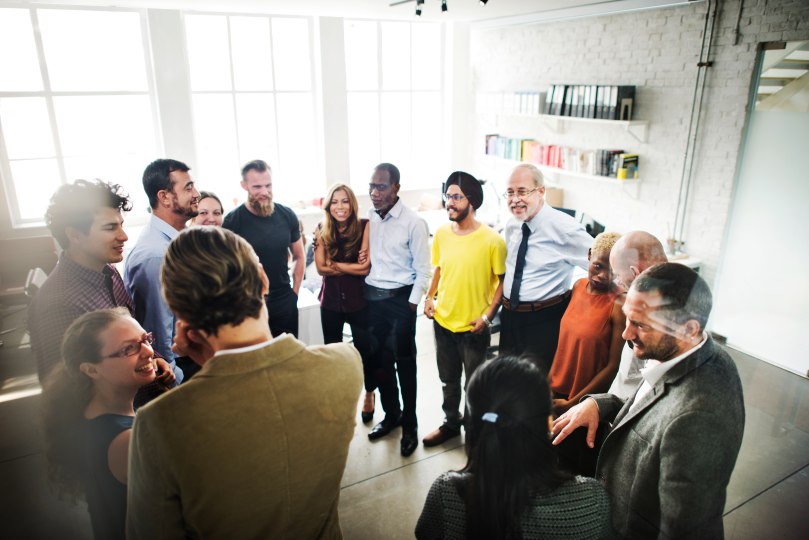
[496,112,648,142]
[482,154,640,185]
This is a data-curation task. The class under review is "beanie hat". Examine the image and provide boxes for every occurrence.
[444,171,483,210]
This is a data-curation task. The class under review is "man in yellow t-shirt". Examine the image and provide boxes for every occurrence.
[422,171,506,447]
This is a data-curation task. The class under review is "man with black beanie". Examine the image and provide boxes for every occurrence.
[422,171,506,447]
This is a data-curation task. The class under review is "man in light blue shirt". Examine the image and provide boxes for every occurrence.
[499,163,592,374]
[125,158,200,383]
[365,163,431,457]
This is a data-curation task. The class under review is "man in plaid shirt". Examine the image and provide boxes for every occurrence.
[29,179,175,403]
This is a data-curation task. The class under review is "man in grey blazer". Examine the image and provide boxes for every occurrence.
[552,262,745,539]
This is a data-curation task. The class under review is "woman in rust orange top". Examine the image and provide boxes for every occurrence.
[548,231,626,416]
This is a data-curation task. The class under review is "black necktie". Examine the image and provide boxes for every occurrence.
[510,223,531,303]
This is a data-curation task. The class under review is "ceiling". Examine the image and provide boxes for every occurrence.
[0,0,682,23]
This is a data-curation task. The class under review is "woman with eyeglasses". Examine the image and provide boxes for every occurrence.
[416,356,612,540]
[41,307,166,540]
[314,183,376,422]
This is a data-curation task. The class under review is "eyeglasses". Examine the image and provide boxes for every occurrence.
[104,333,154,358]
[502,188,539,200]
[443,193,466,202]
[368,183,391,193]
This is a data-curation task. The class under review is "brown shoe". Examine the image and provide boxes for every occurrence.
[422,425,461,447]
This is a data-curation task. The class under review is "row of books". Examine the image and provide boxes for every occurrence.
[484,134,639,179]
[545,84,635,121]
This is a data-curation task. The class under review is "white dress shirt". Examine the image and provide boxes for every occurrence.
[608,342,645,401]
[366,198,431,305]
[503,202,592,302]
[629,332,709,413]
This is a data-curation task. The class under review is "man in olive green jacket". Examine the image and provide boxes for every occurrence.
[127,227,362,539]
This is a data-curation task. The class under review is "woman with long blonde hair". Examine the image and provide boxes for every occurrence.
[42,308,161,540]
[315,183,376,422]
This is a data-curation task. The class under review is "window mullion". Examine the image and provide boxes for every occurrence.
[226,16,242,168]
[269,17,281,170]
[30,8,67,189]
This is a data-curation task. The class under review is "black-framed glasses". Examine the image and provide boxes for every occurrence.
[502,187,539,200]
[104,333,154,358]
[368,183,391,193]
[443,193,466,202]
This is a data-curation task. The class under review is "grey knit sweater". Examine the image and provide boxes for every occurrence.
[415,474,612,539]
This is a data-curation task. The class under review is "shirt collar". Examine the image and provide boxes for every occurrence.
[522,199,547,233]
[372,197,403,221]
[150,213,181,239]
[639,331,709,388]
[60,252,109,285]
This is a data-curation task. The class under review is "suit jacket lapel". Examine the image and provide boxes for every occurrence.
[610,338,717,432]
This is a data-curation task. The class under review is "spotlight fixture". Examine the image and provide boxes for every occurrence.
[480,0,489,5]
[442,0,448,12]
[416,0,423,16]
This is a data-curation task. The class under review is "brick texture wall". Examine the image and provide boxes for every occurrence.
[470,0,809,285]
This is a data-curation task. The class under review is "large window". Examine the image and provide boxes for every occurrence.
[184,14,321,207]
[344,20,445,189]
[0,7,158,226]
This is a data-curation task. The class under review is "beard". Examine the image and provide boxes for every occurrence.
[448,204,471,223]
[634,332,680,361]
[172,200,198,219]
[249,194,274,217]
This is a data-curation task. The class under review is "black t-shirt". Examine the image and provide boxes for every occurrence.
[223,203,301,296]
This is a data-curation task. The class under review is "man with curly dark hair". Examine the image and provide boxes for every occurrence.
[29,179,175,401]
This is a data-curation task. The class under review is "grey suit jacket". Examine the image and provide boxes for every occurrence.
[591,337,745,539]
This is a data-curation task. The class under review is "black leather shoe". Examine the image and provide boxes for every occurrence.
[400,429,418,457]
[368,414,401,441]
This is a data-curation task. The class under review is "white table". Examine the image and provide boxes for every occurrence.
[297,287,324,345]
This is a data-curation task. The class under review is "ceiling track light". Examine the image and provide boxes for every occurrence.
[442,0,448,13]
[480,0,489,5]
[416,0,423,16]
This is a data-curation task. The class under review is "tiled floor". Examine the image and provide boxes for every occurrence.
[1,307,808,539]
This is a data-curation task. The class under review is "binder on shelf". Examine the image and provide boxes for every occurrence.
[608,86,636,120]
[559,85,571,117]
[578,85,587,118]
[545,85,556,114]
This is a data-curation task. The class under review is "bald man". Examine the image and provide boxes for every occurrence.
[607,231,667,399]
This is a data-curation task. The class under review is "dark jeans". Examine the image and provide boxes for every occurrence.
[267,288,298,338]
[498,296,570,375]
[367,293,418,430]
[321,306,376,392]
[433,320,490,431]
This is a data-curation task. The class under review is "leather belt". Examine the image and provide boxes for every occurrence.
[501,290,571,312]
[364,284,413,301]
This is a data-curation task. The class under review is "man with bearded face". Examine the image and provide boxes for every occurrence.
[223,160,305,338]
[499,163,592,374]
[551,263,745,539]
[421,171,505,448]
[125,158,200,382]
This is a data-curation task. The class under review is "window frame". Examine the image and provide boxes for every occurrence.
[0,5,161,229]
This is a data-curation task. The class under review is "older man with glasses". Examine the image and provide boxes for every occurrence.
[499,163,592,374]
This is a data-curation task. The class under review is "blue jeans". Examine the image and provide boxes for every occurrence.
[433,320,490,431]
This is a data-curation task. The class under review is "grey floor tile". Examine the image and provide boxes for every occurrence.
[339,447,466,540]
[724,465,809,540]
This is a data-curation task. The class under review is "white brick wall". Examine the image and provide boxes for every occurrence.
[469,0,809,285]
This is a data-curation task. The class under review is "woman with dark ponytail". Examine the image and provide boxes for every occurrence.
[416,356,612,539]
